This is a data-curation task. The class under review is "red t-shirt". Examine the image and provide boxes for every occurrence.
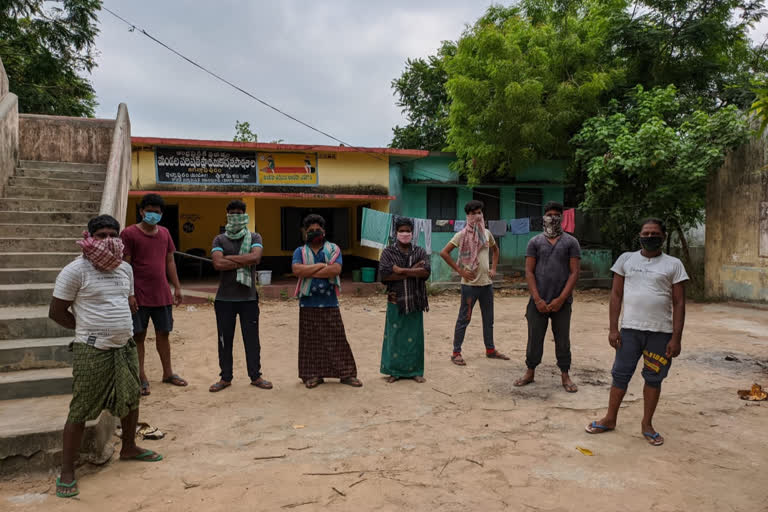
[120,224,176,307]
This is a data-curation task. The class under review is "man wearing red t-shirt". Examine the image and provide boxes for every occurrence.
[121,194,187,396]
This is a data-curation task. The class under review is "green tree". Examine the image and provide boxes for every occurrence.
[572,85,750,272]
[0,0,101,116]
[390,41,455,151]
[444,2,624,183]
[607,0,768,111]
[233,120,258,143]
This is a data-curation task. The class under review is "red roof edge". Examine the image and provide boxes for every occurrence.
[129,190,394,200]
[131,136,429,158]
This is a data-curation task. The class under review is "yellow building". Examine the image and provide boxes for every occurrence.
[127,137,426,278]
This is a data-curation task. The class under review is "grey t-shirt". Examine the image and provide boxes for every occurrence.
[526,233,581,303]
[611,251,689,333]
[212,232,263,301]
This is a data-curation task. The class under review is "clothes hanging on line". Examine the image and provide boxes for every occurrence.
[509,218,530,235]
[412,218,433,255]
[562,208,576,233]
[361,208,393,249]
[453,220,467,232]
[488,220,508,238]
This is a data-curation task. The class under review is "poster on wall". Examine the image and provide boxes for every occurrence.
[760,202,768,258]
[257,152,318,186]
[156,148,258,184]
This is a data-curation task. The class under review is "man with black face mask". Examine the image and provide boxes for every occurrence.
[586,218,688,447]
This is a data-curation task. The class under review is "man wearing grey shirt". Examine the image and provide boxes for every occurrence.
[514,201,581,393]
[586,218,688,446]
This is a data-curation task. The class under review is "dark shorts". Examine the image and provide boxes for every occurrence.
[132,305,174,334]
[611,328,673,389]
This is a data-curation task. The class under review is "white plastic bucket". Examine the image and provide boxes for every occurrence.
[256,270,272,285]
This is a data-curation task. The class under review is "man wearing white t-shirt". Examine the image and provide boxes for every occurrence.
[49,215,163,499]
[586,218,688,447]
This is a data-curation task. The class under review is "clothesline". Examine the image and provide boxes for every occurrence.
[359,207,576,253]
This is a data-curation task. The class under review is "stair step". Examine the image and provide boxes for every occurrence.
[4,186,102,202]
[0,396,116,475]
[0,237,79,253]
[0,283,55,306]
[0,268,61,285]
[0,367,72,400]
[0,337,72,372]
[0,223,85,238]
[0,211,94,225]
[0,252,78,269]
[0,306,74,340]
[9,176,105,191]
[14,167,106,182]
[18,160,107,172]
[0,198,99,213]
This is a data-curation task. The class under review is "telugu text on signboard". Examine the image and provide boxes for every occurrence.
[156,148,258,184]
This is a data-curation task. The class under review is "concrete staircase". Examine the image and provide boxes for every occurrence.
[0,160,116,475]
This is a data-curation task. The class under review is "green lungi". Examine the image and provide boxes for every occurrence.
[67,339,141,424]
[380,303,425,378]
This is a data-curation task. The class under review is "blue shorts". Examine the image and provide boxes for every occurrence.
[132,305,174,335]
[611,328,673,389]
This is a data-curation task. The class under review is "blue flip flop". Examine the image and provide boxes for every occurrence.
[643,432,664,446]
[585,421,614,434]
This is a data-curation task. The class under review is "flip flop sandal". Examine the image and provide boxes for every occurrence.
[643,432,664,446]
[341,377,363,387]
[451,354,466,366]
[162,374,188,386]
[140,381,150,396]
[386,376,400,383]
[305,378,324,389]
[250,378,273,389]
[563,383,579,393]
[209,381,231,393]
[56,478,79,498]
[121,449,163,462]
[585,421,614,434]
[486,350,510,360]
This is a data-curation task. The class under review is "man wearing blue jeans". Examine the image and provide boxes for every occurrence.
[440,200,509,365]
[586,218,688,446]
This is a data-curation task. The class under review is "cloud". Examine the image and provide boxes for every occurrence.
[92,1,489,146]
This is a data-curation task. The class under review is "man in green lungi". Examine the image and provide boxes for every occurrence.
[379,217,431,383]
[49,215,163,499]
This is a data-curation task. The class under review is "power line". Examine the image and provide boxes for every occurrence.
[101,6,645,213]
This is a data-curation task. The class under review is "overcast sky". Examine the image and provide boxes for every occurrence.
[91,1,768,148]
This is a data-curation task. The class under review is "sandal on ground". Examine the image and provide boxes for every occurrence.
[162,374,188,387]
[451,354,466,366]
[513,376,535,387]
[251,377,273,389]
[56,478,79,498]
[304,377,324,389]
[341,377,363,387]
[643,431,664,446]
[140,380,150,396]
[120,449,163,462]
[209,380,231,393]
[413,376,426,383]
[386,376,400,383]
[486,350,510,360]
[563,382,578,393]
[585,421,614,434]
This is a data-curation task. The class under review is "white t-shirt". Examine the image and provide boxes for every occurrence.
[53,257,135,350]
[611,251,689,333]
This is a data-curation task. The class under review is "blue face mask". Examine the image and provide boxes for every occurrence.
[143,212,162,225]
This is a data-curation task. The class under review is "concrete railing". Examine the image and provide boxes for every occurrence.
[0,56,19,197]
[100,103,131,228]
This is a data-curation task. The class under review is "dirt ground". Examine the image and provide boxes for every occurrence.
[2,290,768,511]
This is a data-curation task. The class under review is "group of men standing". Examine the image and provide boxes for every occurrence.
[50,194,687,498]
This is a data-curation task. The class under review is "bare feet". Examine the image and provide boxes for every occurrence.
[386,376,399,383]
[514,369,535,387]
[561,373,578,393]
